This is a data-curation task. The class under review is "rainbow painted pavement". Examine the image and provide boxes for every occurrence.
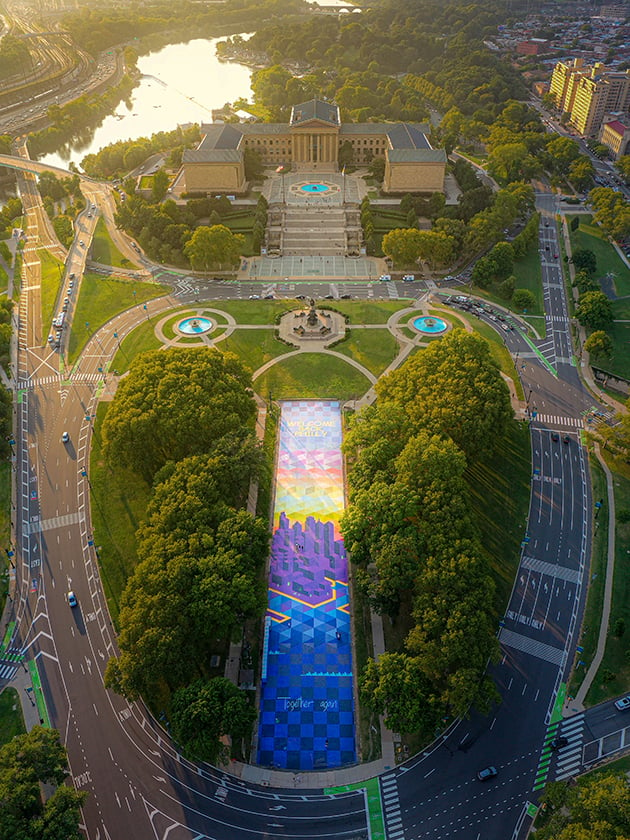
[257,400,356,770]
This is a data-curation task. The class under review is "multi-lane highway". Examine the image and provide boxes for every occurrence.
[1,161,626,840]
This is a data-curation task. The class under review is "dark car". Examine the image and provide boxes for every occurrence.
[477,766,498,781]
[550,737,568,750]
[552,432,560,442]
[563,435,570,445]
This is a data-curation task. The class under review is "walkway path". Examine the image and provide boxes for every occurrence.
[567,443,617,713]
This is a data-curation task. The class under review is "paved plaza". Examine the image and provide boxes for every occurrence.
[257,401,356,771]
[242,254,381,280]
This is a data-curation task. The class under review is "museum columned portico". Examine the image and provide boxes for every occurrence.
[181,98,447,194]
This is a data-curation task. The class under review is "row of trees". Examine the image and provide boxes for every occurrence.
[114,192,244,269]
[538,771,630,840]
[342,331,513,737]
[37,172,85,249]
[242,0,524,123]
[62,0,304,58]
[588,186,630,242]
[103,349,267,760]
[29,73,137,159]
[0,726,86,839]
[80,124,201,179]
[381,178,535,270]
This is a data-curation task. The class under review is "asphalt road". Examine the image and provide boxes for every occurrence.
[2,171,623,840]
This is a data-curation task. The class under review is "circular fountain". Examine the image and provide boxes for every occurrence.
[413,316,448,335]
[177,316,213,335]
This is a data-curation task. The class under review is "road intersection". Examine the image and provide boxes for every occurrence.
[1,165,627,840]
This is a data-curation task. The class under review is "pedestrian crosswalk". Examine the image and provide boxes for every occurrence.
[17,373,104,390]
[533,714,585,790]
[380,773,404,839]
[0,662,17,680]
[532,414,582,428]
[0,648,25,682]
[499,628,565,666]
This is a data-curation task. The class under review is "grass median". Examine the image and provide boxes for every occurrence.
[66,273,169,366]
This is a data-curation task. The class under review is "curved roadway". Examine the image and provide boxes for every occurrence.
[1,161,613,840]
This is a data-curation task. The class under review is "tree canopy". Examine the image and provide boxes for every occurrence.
[171,677,256,763]
[342,329,509,735]
[537,772,630,840]
[101,348,257,482]
[0,727,86,840]
[376,329,512,460]
[575,291,613,331]
[106,451,269,701]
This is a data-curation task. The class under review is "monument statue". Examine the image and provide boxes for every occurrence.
[306,298,319,327]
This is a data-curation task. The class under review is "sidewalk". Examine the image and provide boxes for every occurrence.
[564,443,617,715]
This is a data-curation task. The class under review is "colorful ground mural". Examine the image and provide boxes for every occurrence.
[257,400,356,770]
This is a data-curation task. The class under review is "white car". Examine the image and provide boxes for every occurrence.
[614,695,630,712]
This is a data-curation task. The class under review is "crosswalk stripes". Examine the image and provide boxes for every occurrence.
[386,281,398,299]
[498,628,565,666]
[17,373,104,390]
[532,714,585,791]
[380,773,404,839]
[0,663,17,681]
[532,414,582,429]
[0,647,24,682]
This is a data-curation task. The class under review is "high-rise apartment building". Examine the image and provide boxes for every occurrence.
[549,59,630,136]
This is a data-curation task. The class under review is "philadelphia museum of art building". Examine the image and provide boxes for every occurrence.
[181,99,447,196]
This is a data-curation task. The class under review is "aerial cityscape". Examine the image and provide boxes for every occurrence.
[0,0,629,839]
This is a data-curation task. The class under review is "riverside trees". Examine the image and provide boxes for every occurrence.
[342,331,512,738]
[103,349,267,754]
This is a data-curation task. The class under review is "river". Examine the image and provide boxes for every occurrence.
[41,36,254,170]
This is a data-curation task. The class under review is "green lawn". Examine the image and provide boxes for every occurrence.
[333,328,399,377]
[91,218,138,269]
[593,322,630,380]
[328,299,410,324]
[39,249,65,332]
[219,328,292,374]
[208,300,294,325]
[467,420,532,612]
[66,274,169,365]
[89,403,152,627]
[110,321,163,373]
[0,462,10,620]
[370,210,408,257]
[584,466,630,706]
[0,688,25,747]
[568,214,630,297]
[472,241,544,317]
[253,353,373,401]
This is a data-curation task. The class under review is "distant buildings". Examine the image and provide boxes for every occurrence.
[182,99,447,195]
[549,59,630,136]
[600,119,630,158]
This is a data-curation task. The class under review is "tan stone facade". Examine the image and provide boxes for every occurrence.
[383,159,447,193]
[183,159,246,194]
[550,59,630,136]
[182,99,446,195]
